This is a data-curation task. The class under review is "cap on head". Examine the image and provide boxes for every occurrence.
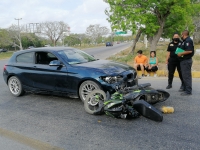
[137,50,143,54]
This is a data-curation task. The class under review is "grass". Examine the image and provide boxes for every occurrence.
[72,43,105,50]
[0,51,14,60]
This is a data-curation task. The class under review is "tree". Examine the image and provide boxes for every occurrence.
[193,16,200,43]
[64,35,80,46]
[40,21,70,46]
[191,0,200,43]
[21,33,46,49]
[104,0,199,52]
[85,24,110,44]
[8,24,24,50]
[66,33,86,46]
[0,29,12,49]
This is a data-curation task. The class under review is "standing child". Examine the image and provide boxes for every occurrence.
[146,51,158,77]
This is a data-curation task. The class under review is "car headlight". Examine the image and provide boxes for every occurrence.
[100,76,123,84]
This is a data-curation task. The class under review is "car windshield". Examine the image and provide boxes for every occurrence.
[57,49,96,64]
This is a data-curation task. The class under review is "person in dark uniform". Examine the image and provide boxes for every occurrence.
[166,33,184,89]
[177,30,194,96]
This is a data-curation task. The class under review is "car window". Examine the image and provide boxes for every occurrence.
[35,52,58,65]
[47,53,56,58]
[16,52,34,63]
[57,49,96,64]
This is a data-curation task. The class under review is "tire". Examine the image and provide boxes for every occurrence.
[84,90,106,115]
[79,80,101,102]
[8,76,25,96]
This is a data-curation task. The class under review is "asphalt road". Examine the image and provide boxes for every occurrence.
[0,46,200,150]
[84,42,132,59]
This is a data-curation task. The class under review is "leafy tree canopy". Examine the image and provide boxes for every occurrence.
[104,0,200,51]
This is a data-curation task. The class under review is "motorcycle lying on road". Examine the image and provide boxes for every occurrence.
[84,82,170,122]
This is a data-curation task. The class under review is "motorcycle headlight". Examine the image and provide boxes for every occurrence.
[100,76,123,84]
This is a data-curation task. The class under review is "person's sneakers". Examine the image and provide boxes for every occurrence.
[154,74,157,77]
[180,92,192,96]
[141,74,146,77]
[147,74,150,77]
[166,85,172,89]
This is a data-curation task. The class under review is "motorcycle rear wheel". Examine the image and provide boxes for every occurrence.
[84,89,106,115]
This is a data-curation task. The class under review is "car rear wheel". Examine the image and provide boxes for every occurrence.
[79,80,101,102]
[8,76,24,96]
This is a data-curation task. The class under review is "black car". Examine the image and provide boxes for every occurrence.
[3,47,137,101]
[106,42,113,47]
[0,49,8,53]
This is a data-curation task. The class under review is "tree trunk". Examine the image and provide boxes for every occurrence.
[19,39,23,50]
[18,33,23,50]
[19,42,23,50]
[193,32,200,44]
[150,22,165,51]
[131,28,142,54]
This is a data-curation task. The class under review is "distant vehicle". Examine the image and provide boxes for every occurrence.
[28,46,35,49]
[159,38,164,42]
[106,42,113,47]
[0,49,8,53]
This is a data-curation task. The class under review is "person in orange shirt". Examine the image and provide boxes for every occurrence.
[133,50,148,77]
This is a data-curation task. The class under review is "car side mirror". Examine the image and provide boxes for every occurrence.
[49,60,63,66]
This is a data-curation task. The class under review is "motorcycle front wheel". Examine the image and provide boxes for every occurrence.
[84,89,106,115]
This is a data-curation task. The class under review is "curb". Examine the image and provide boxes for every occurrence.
[137,70,200,78]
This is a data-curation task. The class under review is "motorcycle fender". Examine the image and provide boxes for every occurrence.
[133,100,163,122]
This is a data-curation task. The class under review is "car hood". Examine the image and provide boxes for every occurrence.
[73,60,134,74]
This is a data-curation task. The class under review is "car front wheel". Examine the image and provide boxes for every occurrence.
[8,76,24,96]
[79,80,101,102]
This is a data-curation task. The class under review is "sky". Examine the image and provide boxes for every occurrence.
[0,0,111,34]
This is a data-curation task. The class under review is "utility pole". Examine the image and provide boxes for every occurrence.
[15,18,23,50]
